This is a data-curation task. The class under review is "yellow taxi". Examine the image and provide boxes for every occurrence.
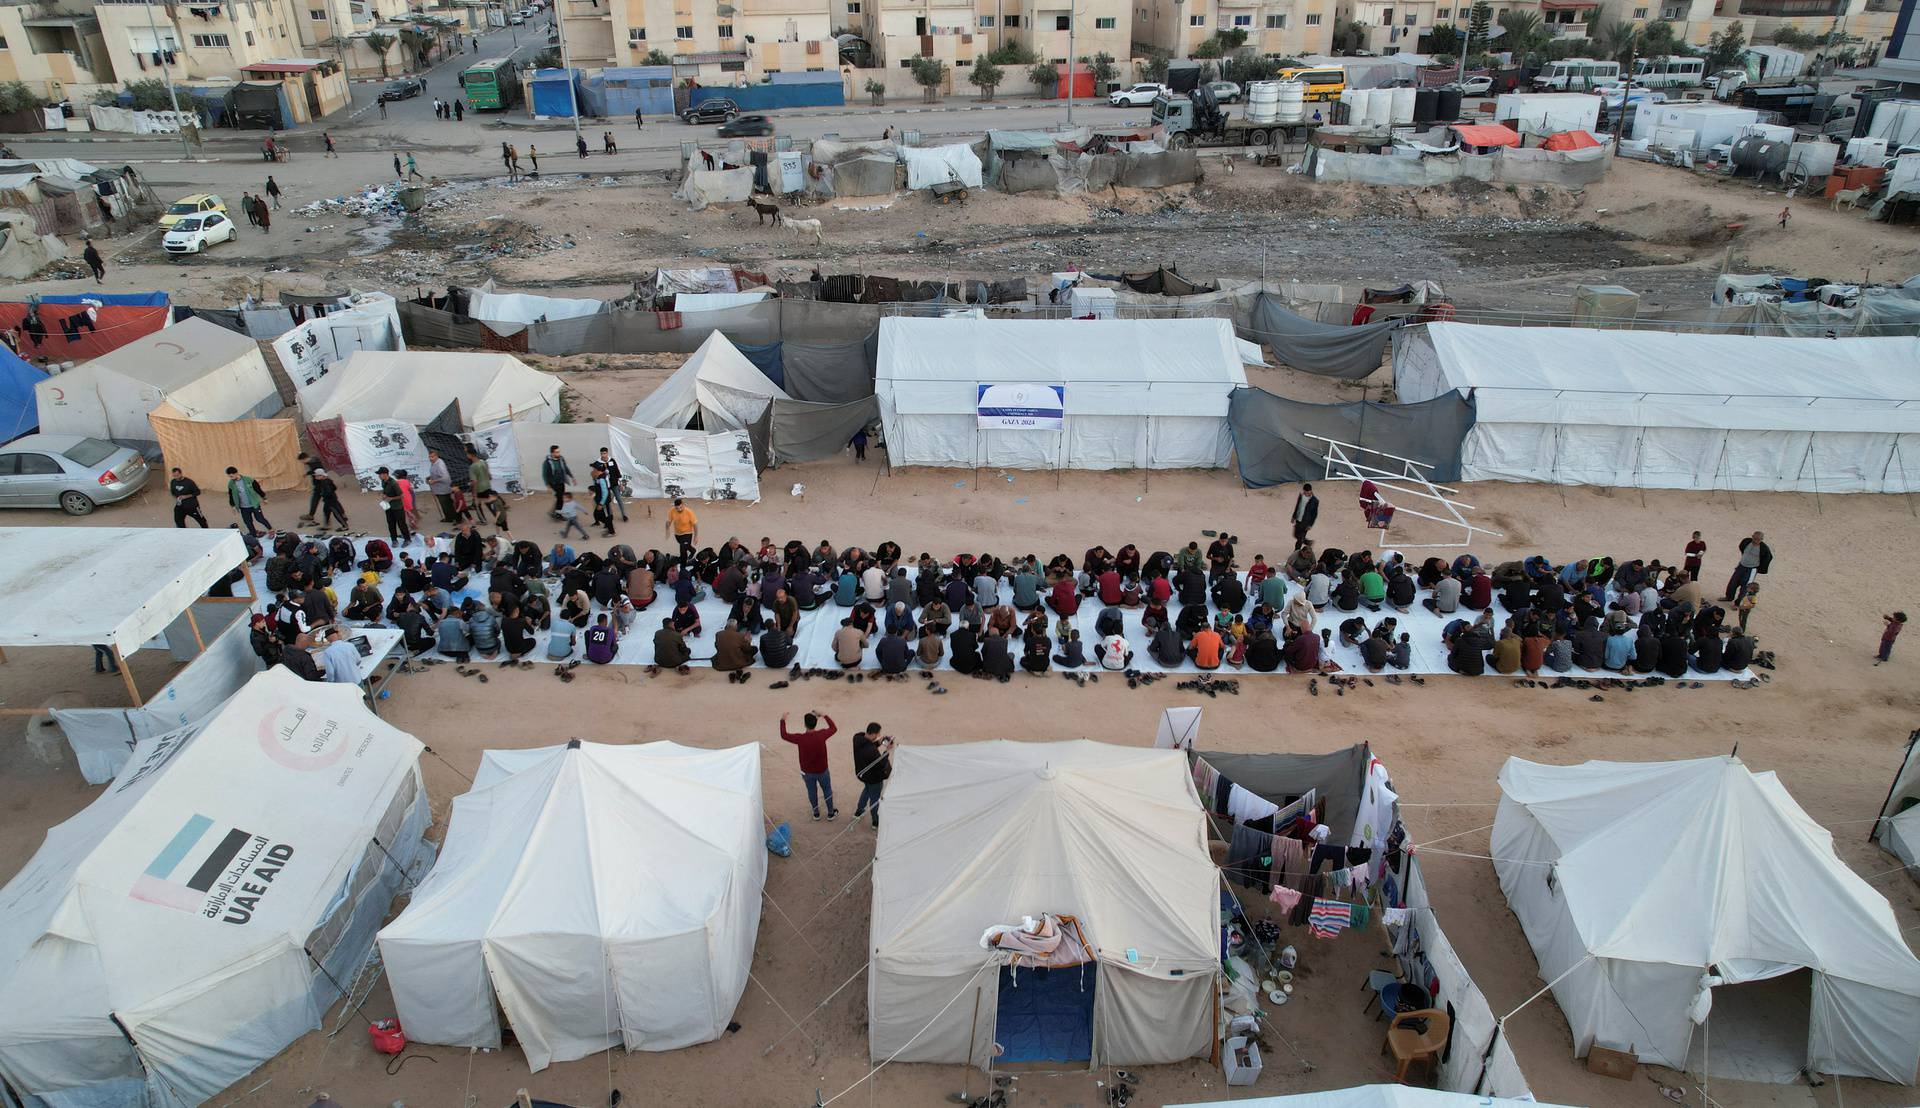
[158,193,226,228]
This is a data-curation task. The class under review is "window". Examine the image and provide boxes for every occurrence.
[192,33,231,46]
[1437,7,1449,16]
[954,57,970,64]
[845,0,859,10]
[14,454,60,476]
[675,24,692,37]
[1405,12,1417,23]
[0,34,7,48]
[1189,12,1205,24]
[1266,13,1285,26]
[1055,14,1070,28]
[1003,14,1018,26]
[978,13,994,25]
[1095,16,1115,27]
[244,30,254,44]
[1632,5,1647,14]
[309,9,325,19]
[900,57,913,66]
[722,59,746,70]
[1233,13,1252,25]
[717,22,732,35]
[628,26,645,40]
[1305,13,1321,23]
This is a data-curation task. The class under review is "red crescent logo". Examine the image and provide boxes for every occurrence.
[257,705,349,771]
[49,386,63,401]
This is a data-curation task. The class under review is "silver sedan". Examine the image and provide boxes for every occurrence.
[0,433,152,514]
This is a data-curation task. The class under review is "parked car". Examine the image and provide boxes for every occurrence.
[1207,80,1242,104]
[1596,82,1667,107]
[717,113,773,137]
[506,12,525,23]
[0,434,151,515]
[1109,82,1170,107]
[162,211,237,255]
[681,98,740,124]
[379,77,425,101]
[1457,75,1493,96]
[158,193,224,229]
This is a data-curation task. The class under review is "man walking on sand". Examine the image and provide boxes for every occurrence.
[1723,530,1772,602]
[666,496,698,564]
[780,710,839,821]
[851,722,893,828]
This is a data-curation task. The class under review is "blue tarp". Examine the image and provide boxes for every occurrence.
[993,965,1094,1064]
[530,68,583,117]
[688,80,844,111]
[736,340,786,387]
[0,345,46,441]
[39,292,169,306]
[601,65,674,118]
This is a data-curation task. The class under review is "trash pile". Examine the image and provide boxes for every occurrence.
[293,184,405,218]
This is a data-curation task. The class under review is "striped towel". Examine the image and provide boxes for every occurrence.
[1308,899,1353,939]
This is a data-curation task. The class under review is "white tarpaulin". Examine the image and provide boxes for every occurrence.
[34,317,280,448]
[1493,755,1920,1084]
[874,317,1249,470]
[901,143,983,190]
[466,290,605,326]
[86,105,197,134]
[869,741,1218,1069]
[1169,1087,1575,1108]
[675,291,771,313]
[379,741,763,1071]
[629,332,788,431]
[676,166,754,210]
[345,419,430,491]
[654,429,761,503]
[0,527,245,655]
[304,351,561,427]
[270,293,405,403]
[1395,322,1920,492]
[464,421,525,493]
[0,669,429,1108]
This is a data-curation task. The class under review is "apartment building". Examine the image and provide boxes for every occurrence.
[1134,0,1334,60]
[1338,0,1443,53]
[970,0,1128,65]
[852,0,976,67]
[291,0,413,53]
[563,0,837,81]
[0,3,113,97]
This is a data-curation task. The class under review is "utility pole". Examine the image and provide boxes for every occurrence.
[554,0,581,136]
[143,1,194,160]
[1066,4,1074,125]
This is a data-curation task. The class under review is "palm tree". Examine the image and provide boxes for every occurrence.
[1496,9,1543,61]
[1596,20,1639,67]
[365,31,396,78]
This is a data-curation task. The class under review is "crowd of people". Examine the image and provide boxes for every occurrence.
[235,499,1771,684]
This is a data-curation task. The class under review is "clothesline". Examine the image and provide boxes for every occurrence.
[1411,822,1496,849]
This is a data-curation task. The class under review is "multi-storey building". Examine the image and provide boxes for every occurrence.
[562,0,837,81]
[1134,0,1334,61]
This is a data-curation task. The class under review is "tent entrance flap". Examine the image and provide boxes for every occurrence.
[994,963,1095,1064]
[1686,969,1813,1085]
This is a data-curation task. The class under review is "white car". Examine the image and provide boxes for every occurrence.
[1458,75,1493,96]
[162,210,236,254]
[1109,82,1170,107]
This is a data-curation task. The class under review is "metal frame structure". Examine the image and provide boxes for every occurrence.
[1307,433,1504,550]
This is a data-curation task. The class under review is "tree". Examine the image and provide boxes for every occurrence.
[864,77,886,105]
[643,48,674,66]
[398,26,431,68]
[1029,61,1057,96]
[1139,46,1171,84]
[1639,18,1680,57]
[365,31,396,78]
[115,78,177,112]
[1707,20,1745,71]
[1465,1,1493,57]
[1596,20,1638,66]
[1424,24,1464,55]
[1091,50,1118,90]
[0,81,45,114]
[1334,19,1370,53]
[1496,8,1543,61]
[534,47,562,70]
[1193,35,1224,58]
[1222,53,1278,83]
[968,58,1004,100]
[909,56,947,102]
[988,40,1038,66]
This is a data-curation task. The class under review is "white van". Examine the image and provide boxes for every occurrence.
[1535,59,1621,91]
[1632,55,1706,88]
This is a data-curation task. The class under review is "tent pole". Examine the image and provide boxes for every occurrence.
[113,646,142,706]
[184,607,205,652]
[1871,730,1920,843]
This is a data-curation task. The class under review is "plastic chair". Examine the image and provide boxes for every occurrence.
[1383,1008,1450,1084]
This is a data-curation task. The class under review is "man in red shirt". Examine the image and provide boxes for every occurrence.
[1683,531,1706,580]
[780,710,839,821]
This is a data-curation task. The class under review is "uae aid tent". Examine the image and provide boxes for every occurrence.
[33,317,281,451]
[874,317,1248,470]
[1493,756,1920,1084]
[628,331,789,431]
[0,668,432,1108]
[1394,322,1920,492]
[378,741,764,1072]
[869,741,1219,1069]
[302,350,560,427]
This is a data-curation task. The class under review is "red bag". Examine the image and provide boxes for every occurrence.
[369,1018,407,1054]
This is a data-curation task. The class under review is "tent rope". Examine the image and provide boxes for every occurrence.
[762,888,826,957]
[817,959,995,1108]
[761,961,871,1058]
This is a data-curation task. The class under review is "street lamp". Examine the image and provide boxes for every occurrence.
[142,1,194,160]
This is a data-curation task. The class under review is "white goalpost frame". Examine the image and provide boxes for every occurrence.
[1306,433,1505,550]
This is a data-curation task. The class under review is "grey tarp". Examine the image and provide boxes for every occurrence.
[1244,293,1404,378]
[1196,746,1371,840]
[770,396,880,465]
[401,299,880,355]
[1226,386,1475,487]
[780,335,878,404]
[418,400,469,483]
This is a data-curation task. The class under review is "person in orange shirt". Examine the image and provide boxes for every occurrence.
[1188,625,1224,670]
[665,497,698,564]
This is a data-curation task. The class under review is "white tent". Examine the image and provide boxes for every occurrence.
[874,317,1249,470]
[1493,755,1920,1084]
[1168,1086,1576,1108]
[378,741,764,1072]
[303,350,560,427]
[869,741,1219,1070]
[1394,322,1920,492]
[628,331,788,431]
[0,668,431,1108]
[0,526,246,655]
[1873,736,1920,877]
[33,317,280,449]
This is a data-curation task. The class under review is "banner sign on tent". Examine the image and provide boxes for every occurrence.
[708,429,760,502]
[655,430,707,500]
[464,422,524,493]
[344,419,430,491]
[977,383,1065,431]
[270,293,405,403]
[654,430,762,503]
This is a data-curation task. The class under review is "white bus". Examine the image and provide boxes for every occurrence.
[1632,55,1706,88]
[1534,58,1621,91]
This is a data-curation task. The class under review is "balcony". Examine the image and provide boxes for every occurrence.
[1735,0,1843,14]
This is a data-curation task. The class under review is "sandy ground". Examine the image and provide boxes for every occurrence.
[3,433,1918,1108]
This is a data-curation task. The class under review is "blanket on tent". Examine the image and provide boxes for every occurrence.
[243,533,1750,684]
[1243,293,1404,379]
[1227,387,1475,487]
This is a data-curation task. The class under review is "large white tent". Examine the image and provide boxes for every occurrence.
[302,350,560,427]
[1873,735,1920,878]
[0,669,431,1108]
[0,526,246,655]
[378,741,764,1072]
[1493,755,1920,1084]
[627,331,788,431]
[1169,1086,1576,1108]
[874,318,1248,470]
[869,741,1219,1069]
[33,317,280,449]
[1394,322,1920,492]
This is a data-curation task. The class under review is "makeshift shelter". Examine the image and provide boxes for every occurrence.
[380,741,763,1072]
[303,350,560,426]
[0,209,66,280]
[1540,129,1601,150]
[31,317,278,452]
[1451,123,1522,149]
[869,741,1219,1069]
[0,342,45,440]
[628,331,789,431]
[1394,322,1920,492]
[0,668,433,1108]
[873,318,1248,470]
[1493,756,1920,1084]
[1169,1087,1573,1108]
[269,291,406,403]
[1872,732,1920,880]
